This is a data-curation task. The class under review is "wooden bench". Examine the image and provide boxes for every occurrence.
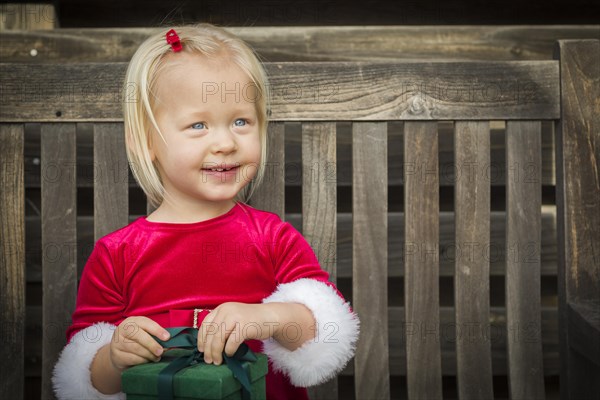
[0,24,598,399]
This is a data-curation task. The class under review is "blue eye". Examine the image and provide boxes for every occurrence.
[234,119,247,127]
[191,122,206,130]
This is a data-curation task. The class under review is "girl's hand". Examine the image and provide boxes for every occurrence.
[198,302,316,365]
[198,303,278,365]
[109,316,171,371]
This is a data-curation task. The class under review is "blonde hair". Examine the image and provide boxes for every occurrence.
[122,23,270,209]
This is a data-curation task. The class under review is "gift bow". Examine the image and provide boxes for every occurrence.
[151,327,257,400]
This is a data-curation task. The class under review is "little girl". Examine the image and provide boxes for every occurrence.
[52,24,359,400]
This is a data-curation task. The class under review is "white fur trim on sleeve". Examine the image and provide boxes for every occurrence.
[262,278,360,387]
[52,322,125,400]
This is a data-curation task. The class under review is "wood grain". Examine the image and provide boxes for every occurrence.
[93,123,128,239]
[1,26,599,62]
[248,122,285,219]
[41,123,77,400]
[555,39,600,400]
[0,61,560,122]
[404,121,442,399]
[352,122,389,399]
[0,3,57,30]
[506,120,545,399]
[301,122,338,399]
[0,123,25,400]
[454,121,494,399]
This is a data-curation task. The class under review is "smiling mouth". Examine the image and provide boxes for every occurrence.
[201,165,240,172]
[205,167,236,172]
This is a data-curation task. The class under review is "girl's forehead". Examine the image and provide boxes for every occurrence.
[161,51,238,74]
[155,52,251,89]
[152,52,258,116]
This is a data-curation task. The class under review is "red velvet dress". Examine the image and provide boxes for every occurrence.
[66,201,335,400]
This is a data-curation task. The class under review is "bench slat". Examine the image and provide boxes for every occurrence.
[555,39,600,400]
[301,122,338,399]
[249,122,285,219]
[0,61,560,122]
[404,121,443,399]
[41,123,78,400]
[93,123,128,239]
[352,122,390,399]
[0,123,25,400]
[506,120,545,399]
[454,121,494,399]
[2,26,599,62]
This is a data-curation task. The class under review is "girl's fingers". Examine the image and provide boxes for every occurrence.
[115,348,157,367]
[223,327,244,357]
[126,341,162,362]
[118,317,168,359]
[199,311,217,361]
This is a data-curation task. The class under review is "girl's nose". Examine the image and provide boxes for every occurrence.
[210,127,237,153]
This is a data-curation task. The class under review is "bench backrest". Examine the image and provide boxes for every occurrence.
[1,38,598,400]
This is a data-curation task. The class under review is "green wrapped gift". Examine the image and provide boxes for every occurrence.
[121,328,268,400]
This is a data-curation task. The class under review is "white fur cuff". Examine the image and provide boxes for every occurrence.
[262,278,360,387]
[52,322,125,400]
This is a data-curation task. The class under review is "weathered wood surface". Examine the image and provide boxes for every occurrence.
[0,3,57,30]
[353,123,389,399]
[1,26,599,62]
[404,121,442,399]
[0,61,560,121]
[0,123,25,400]
[22,209,558,283]
[248,122,285,219]
[555,39,600,400]
[301,122,338,400]
[40,123,77,400]
[93,123,128,239]
[20,121,558,187]
[454,121,494,399]
[506,121,545,399]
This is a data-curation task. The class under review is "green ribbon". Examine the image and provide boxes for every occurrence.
[151,327,257,400]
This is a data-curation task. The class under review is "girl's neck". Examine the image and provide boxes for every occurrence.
[147,199,237,223]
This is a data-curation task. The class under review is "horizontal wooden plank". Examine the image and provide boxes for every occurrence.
[21,121,557,187]
[23,209,558,282]
[1,26,599,63]
[0,61,560,121]
[23,305,560,377]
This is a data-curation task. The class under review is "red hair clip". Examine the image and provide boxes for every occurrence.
[166,29,182,52]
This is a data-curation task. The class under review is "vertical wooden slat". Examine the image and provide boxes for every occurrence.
[41,123,77,400]
[352,122,389,399]
[505,120,545,399]
[249,122,285,219]
[454,121,494,399]
[302,122,338,400]
[404,121,442,399]
[94,123,128,240]
[0,123,25,400]
[555,39,600,400]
